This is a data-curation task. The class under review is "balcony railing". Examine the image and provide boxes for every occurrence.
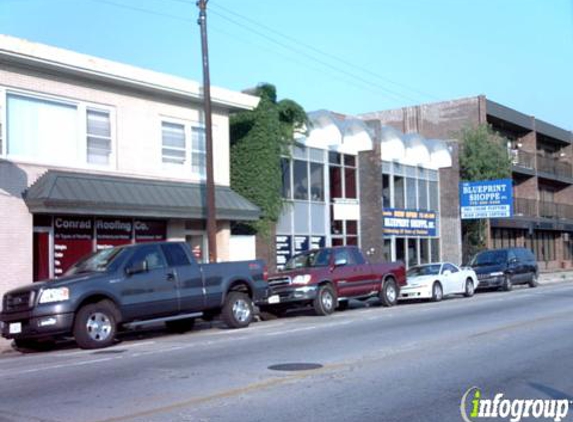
[510,149,535,170]
[513,197,573,220]
[537,154,573,179]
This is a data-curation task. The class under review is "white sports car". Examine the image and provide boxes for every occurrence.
[399,262,479,302]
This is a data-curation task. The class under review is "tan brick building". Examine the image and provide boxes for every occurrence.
[0,35,260,300]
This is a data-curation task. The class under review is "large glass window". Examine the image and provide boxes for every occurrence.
[7,94,79,164]
[87,109,112,165]
[429,181,439,212]
[329,166,342,198]
[281,158,292,199]
[408,238,418,267]
[418,179,428,210]
[310,162,324,201]
[382,174,390,208]
[406,177,417,209]
[394,176,405,209]
[293,159,309,200]
[329,152,357,199]
[161,121,206,179]
[431,238,440,262]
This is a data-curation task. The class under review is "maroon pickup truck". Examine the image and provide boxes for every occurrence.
[261,246,406,316]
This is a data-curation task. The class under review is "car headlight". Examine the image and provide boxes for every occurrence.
[490,272,504,277]
[292,274,312,285]
[39,287,70,304]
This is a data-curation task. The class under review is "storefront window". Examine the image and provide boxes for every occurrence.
[396,238,405,263]
[420,239,430,264]
[408,238,418,267]
[431,238,440,263]
[429,181,439,212]
[418,179,428,210]
[383,239,392,262]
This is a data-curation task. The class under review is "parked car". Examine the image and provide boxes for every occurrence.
[399,262,478,302]
[0,242,268,351]
[470,247,539,291]
[261,246,406,316]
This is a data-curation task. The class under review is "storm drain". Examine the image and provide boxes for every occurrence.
[92,349,126,355]
[268,363,323,372]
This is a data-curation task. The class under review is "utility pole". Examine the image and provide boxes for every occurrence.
[197,0,217,262]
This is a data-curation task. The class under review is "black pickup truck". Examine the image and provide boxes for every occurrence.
[0,241,268,350]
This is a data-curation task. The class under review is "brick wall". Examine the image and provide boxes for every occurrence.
[358,137,385,262]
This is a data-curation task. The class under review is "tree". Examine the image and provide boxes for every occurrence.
[230,83,308,236]
[458,124,512,261]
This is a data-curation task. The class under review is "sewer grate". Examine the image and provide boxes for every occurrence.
[92,349,126,355]
[268,363,323,371]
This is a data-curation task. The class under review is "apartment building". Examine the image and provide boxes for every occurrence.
[361,96,573,269]
[0,35,260,297]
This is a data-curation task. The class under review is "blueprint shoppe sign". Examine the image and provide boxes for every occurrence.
[383,209,437,237]
[460,179,513,219]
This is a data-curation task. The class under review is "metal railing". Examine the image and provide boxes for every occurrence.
[510,149,535,170]
[514,197,573,220]
[537,154,573,179]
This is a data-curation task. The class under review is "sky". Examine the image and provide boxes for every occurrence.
[1,0,572,130]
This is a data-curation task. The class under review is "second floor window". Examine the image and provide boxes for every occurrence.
[161,121,206,179]
[87,109,112,165]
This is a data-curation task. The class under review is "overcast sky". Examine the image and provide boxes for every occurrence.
[2,0,572,130]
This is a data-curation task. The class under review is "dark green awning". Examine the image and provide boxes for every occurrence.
[24,170,260,221]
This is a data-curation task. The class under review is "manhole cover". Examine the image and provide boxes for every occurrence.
[268,363,323,371]
[92,349,126,355]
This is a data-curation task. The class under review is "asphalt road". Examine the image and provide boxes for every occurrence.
[0,282,572,422]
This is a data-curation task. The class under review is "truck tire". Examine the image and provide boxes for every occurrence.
[313,284,336,316]
[165,318,196,334]
[379,278,398,307]
[221,292,254,329]
[73,300,118,349]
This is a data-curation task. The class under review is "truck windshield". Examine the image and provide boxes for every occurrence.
[284,249,332,270]
[65,247,125,275]
[470,250,508,267]
[407,264,441,277]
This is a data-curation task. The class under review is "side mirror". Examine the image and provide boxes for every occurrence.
[334,257,348,267]
[126,260,148,275]
[509,257,518,266]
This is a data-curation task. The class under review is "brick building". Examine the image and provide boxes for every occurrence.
[361,96,573,269]
[0,35,260,299]
[272,110,461,271]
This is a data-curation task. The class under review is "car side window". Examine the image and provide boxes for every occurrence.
[161,243,191,267]
[334,249,356,265]
[127,245,166,271]
[350,248,366,265]
[442,263,458,274]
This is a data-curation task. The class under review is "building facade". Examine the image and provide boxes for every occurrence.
[0,35,260,298]
[361,96,573,269]
[273,110,461,270]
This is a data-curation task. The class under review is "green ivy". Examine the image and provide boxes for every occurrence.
[230,83,308,237]
[458,124,512,262]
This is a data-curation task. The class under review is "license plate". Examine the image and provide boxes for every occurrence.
[9,323,22,334]
[268,295,280,304]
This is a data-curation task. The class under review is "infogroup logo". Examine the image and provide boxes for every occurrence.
[460,387,571,422]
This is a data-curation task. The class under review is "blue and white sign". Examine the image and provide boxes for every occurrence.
[460,179,513,219]
[383,209,437,237]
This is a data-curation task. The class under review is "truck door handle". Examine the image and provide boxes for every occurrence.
[166,272,176,281]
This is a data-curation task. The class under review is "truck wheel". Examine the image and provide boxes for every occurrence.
[12,339,54,353]
[165,318,196,334]
[313,285,336,316]
[73,300,118,349]
[222,292,253,329]
[431,282,443,302]
[379,278,398,307]
[501,275,513,292]
[464,279,475,297]
[528,273,539,288]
